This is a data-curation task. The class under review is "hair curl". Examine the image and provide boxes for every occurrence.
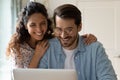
[6,2,53,56]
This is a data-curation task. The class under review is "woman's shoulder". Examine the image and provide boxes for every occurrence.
[20,42,34,50]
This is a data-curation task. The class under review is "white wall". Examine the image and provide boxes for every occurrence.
[0,0,12,80]
[0,0,12,61]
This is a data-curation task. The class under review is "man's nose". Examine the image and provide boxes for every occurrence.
[60,31,68,38]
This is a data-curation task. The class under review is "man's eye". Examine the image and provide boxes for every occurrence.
[66,28,73,32]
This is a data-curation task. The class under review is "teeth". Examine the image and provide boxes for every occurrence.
[36,33,42,36]
[63,39,68,40]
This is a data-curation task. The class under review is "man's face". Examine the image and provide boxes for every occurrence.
[54,16,81,50]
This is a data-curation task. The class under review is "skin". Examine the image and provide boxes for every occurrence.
[25,13,49,68]
[55,15,82,50]
[23,13,96,68]
[26,13,48,48]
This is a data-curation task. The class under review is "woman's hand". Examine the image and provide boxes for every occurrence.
[29,40,49,68]
[82,34,97,45]
[35,40,49,58]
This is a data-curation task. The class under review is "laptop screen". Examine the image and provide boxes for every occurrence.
[13,69,77,80]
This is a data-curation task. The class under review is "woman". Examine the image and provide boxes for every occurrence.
[6,2,97,68]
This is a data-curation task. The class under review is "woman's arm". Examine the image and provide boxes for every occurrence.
[28,40,49,68]
[8,49,24,69]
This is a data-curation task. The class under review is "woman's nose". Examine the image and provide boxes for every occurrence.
[36,25,42,31]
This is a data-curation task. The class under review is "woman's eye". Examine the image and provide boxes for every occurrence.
[41,22,47,26]
[30,24,36,27]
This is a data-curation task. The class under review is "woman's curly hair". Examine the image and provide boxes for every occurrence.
[6,2,53,56]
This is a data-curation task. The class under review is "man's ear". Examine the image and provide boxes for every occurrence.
[78,23,82,32]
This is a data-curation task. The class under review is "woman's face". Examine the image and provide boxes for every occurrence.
[26,13,48,42]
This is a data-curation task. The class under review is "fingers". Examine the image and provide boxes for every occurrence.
[41,40,48,48]
[84,34,97,45]
[35,40,49,57]
[81,34,88,38]
[36,40,49,49]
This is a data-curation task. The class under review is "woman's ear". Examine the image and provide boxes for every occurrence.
[78,23,82,32]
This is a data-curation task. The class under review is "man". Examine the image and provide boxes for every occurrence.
[39,4,117,80]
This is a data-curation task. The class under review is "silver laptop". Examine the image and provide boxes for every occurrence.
[13,69,77,80]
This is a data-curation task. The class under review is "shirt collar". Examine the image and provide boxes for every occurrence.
[55,35,86,55]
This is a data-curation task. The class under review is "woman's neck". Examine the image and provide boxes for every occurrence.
[27,39,38,49]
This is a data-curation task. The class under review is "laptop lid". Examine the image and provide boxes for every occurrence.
[13,69,77,80]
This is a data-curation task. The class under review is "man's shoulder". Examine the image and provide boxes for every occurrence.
[49,38,59,43]
[79,36,103,48]
[48,38,61,47]
[86,41,104,51]
[45,38,62,55]
[90,41,103,47]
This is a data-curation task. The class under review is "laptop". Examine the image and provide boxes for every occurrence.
[13,69,77,80]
